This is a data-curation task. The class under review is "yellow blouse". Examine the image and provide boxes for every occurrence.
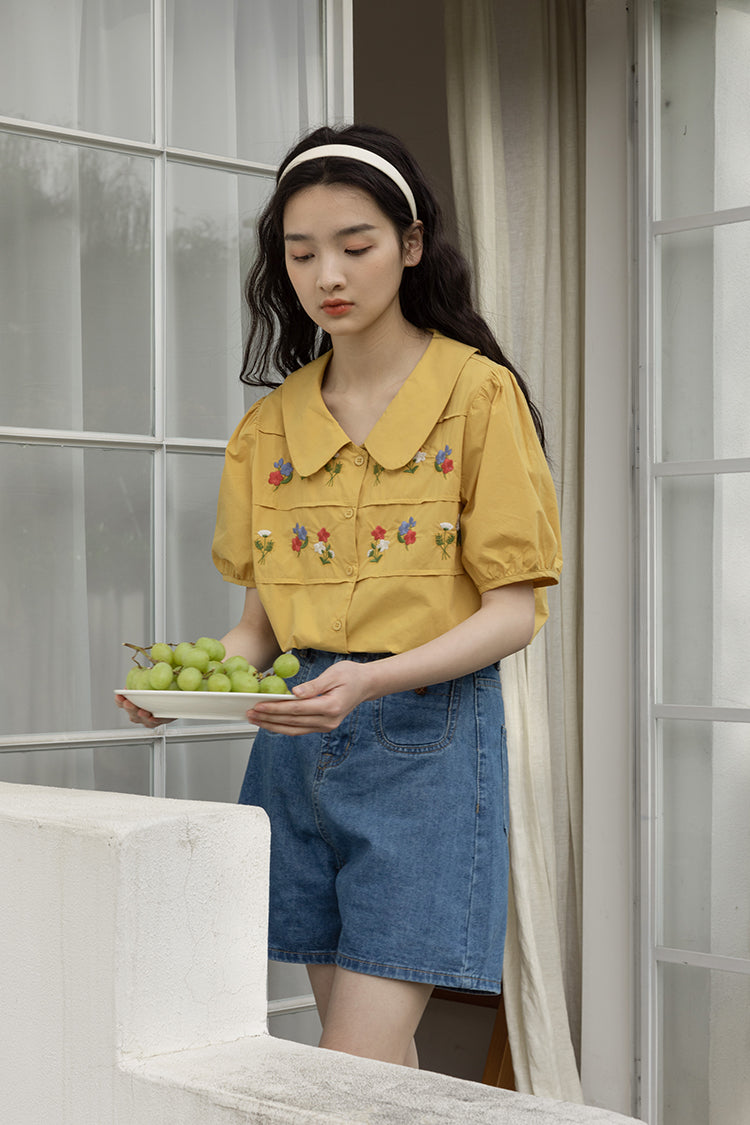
[212,332,562,654]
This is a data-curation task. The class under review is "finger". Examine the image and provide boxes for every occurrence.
[247,703,337,735]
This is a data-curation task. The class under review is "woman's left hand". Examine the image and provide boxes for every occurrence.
[247,660,372,735]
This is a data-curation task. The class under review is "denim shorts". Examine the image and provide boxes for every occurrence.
[239,649,509,993]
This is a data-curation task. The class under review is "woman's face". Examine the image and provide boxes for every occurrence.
[282,183,422,340]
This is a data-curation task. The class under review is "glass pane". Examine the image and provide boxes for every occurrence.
[660,0,750,217]
[165,452,245,642]
[0,0,152,141]
[166,163,268,440]
[660,720,750,958]
[168,0,325,163]
[0,744,151,793]
[660,224,750,462]
[659,475,750,706]
[165,737,253,802]
[0,135,153,434]
[660,962,750,1125]
[0,445,152,737]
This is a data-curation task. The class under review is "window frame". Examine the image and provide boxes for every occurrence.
[634,3,750,1121]
[0,0,352,793]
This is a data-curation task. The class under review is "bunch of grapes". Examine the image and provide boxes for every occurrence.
[123,638,300,694]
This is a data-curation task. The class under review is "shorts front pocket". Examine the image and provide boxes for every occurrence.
[374,679,460,754]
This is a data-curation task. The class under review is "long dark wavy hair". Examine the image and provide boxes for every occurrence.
[241,123,545,448]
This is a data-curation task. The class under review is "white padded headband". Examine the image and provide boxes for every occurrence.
[278,144,419,223]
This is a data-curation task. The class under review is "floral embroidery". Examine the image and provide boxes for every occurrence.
[367,524,390,564]
[291,523,308,555]
[397,517,417,548]
[373,462,385,484]
[268,457,293,489]
[434,445,454,476]
[313,527,335,565]
[403,450,426,475]
[324,458,342,486]
[255,529,274,564]
[435,521,456,559]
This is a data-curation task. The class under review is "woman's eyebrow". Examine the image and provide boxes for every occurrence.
[284,223,377,242]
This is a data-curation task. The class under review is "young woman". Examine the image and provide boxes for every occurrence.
[120,123,562,1069]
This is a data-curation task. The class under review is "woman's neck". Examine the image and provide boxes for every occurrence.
[324,316,431,395]
[321,318,432,446]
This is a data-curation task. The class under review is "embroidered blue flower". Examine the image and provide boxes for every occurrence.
[397,517,417,547]
[291,523,308,555]
[434,445,454,475]
[269,457,293,489]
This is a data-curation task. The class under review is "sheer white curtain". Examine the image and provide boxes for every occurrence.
[444,0,584,1101]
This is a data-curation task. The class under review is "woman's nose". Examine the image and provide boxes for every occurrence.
[317,253,345,291]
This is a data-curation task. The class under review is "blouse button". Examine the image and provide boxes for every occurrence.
[332,620,342,632]
[354,454,365,466]
[343,507,354,519]
[346,564,355,576]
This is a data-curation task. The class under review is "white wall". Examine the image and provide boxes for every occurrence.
[581,0,634,1115]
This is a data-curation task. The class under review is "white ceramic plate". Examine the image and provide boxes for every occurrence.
[115,689,294,722]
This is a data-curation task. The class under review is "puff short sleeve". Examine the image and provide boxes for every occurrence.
[459,366,562,606]
[211,399,265,588]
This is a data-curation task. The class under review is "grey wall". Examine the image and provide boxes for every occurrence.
[353,0,458,243]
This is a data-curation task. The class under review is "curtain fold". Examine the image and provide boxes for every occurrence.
[445,0,584,1101]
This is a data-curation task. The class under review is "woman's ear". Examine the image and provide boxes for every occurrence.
[402,221,424,267]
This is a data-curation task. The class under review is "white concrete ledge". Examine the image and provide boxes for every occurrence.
[125,1036,643,1123]
[0,783,642,1124]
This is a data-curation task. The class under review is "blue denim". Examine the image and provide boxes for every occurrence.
[239,649,509,993]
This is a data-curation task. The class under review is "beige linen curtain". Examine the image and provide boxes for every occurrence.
[444,0,585,1101]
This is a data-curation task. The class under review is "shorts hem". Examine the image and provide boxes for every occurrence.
[269,946,501,995]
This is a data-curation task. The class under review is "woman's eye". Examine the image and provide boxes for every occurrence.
[345,246,371,256]
[290,253,313,262]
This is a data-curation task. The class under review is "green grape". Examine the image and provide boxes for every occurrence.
[207,660,224,673]
[207,672,231,692]
[180,645,210,673]
[148,661,174,690]
[150,643,174,666]
[174,641,195,666]
[133,668,152,690]
[176,666,203,692]
[230,670,260,693]
[273,652,300,680]
[223,654,251,676]
[125,667,141,690]
[259,674,292,695]
[196,636,226,662]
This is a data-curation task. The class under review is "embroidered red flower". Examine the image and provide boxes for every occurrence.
[371,525,387,540]
[317,528,330,542]
[434,445,454,475]
[292,536,303,553]
[268,470,283,487]
[397,518,417,548]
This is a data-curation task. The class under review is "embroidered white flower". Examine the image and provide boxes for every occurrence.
[414,450,427,463]
[313,541,326,555]
[377,538,390,551]
[439,522,454,531]
[257,529,272,537]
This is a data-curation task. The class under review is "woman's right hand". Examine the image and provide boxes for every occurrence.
[115,693,174,729]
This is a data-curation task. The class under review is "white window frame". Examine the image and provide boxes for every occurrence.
[0,0,352,797]
[634,3,750,1123]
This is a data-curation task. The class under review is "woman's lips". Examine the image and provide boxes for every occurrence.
[321,300,353,316]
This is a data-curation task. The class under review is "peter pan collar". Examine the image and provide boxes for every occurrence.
[281,332,478,476]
